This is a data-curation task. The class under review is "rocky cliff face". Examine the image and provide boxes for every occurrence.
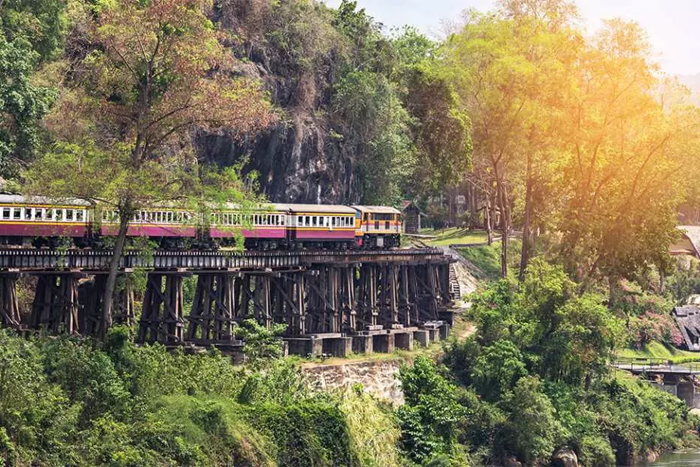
[195,114,360,204]
[195,1,365,204]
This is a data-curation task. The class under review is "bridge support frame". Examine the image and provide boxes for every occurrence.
[187,273,237,344]
[30,273,80,334]
[0,274,21,328]
[137,273,185,344]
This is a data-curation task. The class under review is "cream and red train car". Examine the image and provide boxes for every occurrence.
[284,204,357,249]
[0,195,402,250]
[0,195,91,246]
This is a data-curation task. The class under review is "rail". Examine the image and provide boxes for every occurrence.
[611,356,700,375]
[0,247,449,271]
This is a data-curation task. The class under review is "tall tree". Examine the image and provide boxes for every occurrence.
[443,2,576,277]
[0,0,66,179]
[26,0,275,336]
[557,19,692,291]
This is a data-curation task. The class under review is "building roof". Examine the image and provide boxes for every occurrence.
[673,305,700,351]
[678,226,700,257]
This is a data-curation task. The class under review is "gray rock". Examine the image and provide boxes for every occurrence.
[551,448,579,467]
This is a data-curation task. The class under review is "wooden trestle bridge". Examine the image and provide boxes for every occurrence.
[0,248,456,356]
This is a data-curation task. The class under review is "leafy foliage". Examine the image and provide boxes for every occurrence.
[400,259,697,466]
[0,0,64,178]
[0,328,394,466]
[397,356,466,464]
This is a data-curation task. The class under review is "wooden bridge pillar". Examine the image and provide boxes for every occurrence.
[79,274,136,337]
[438,263,451,307]
[339,266,356,332]
[186,273,237,344]
[0,274,21,329]
[270,271,306,336]
[378,264,400,328]
[356,264,379,330]
[30,273,80,334]
[414,264,440,322]
[137,273,185,344]
[235,273,273,328]
[398,265,417,327]
[306,266,340,334]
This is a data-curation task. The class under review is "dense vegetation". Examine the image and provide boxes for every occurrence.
[398,261,700,466]
[0,326,401,466]
[4,0,700,466]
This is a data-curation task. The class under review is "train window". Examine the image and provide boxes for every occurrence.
[76,210,84,222]
[35,209,44,221]
[55,210,63,221]
[1,208,9,220]
[46,209,53,221]
[13,208,21,220]
[24,209,32,220]
[66,210,74,221]
[312,216,318,227]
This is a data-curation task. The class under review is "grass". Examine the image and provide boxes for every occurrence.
[616,341,700,363]
[422,228,489,247]
[455,239,522,282]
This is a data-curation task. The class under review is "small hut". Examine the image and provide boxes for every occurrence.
[673,304,700,351]
[670,226,700,257]
[402,201,424,234]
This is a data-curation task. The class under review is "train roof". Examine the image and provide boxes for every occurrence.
[275,204,357,214]
[352,205,402,215]
[0,194,91,206]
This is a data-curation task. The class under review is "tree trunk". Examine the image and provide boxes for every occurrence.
[500,183,509,279]
[100,210,131,339]
[469,184,478,230]
[485,192,493,245]
[519,154,533,281]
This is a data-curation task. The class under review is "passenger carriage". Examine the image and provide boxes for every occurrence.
[286,204,357,249]
[0,195,90,247]
[0,194,403,250]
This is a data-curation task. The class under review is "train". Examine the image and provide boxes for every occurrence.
[0,194,403,250]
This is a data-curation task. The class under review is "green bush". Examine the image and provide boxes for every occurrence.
[0,328,392,466]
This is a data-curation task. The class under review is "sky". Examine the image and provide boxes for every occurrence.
[323,0,700,76]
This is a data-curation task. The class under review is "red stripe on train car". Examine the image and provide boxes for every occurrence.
[211,227,286,239]
[0,223,87,237]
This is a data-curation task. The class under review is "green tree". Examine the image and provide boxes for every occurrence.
[497,376,562,465]
[25,0,276,336]
[397,356,466,463]
[0,0,66,179]
[472,339,528,402]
